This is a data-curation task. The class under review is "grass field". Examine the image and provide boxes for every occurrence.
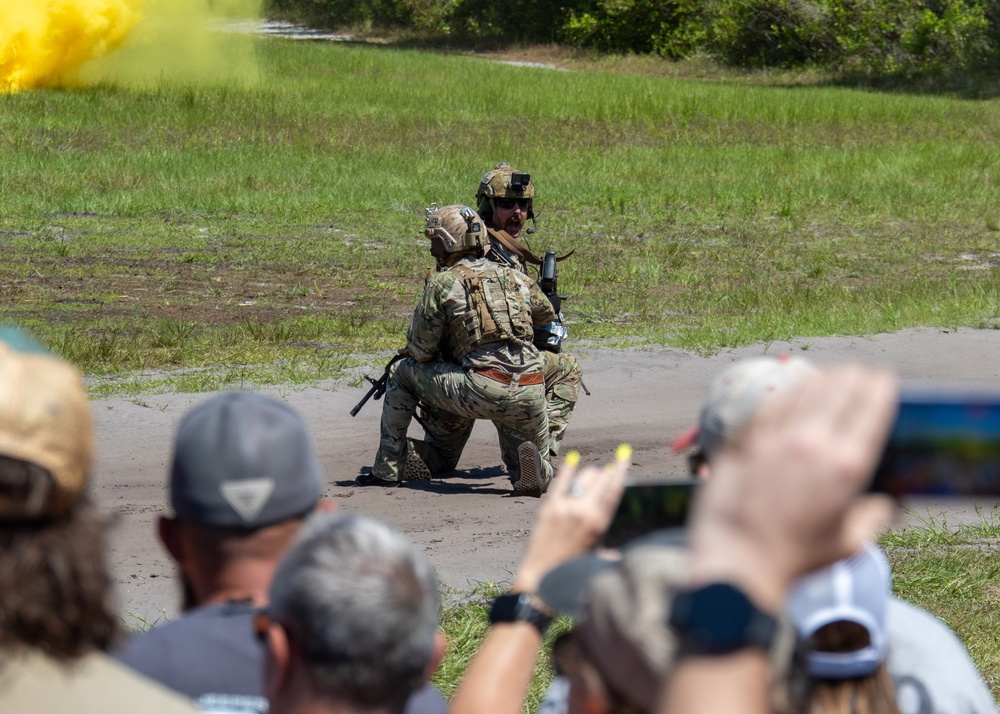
[6,32,1000,704]
[2,37,1000,395]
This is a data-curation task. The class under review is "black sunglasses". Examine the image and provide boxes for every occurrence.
[253,609,272,644]
[494,197,531,210]
[687,450,707,476]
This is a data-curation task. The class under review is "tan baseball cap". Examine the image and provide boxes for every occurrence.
[0,328,93,519]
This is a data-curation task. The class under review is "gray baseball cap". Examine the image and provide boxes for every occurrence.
[170,392,324,527]
[671,355,818,457]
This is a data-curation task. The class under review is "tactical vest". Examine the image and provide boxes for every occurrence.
[447,264,533,361]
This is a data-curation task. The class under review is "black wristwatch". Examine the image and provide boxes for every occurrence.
[668,583,778,656]
[489,592,554,636]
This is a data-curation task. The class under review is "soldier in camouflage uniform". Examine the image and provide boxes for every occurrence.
[361,204,556,496]
[475,162,583,459]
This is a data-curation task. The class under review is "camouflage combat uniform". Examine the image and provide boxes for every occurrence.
[485,233,583,458]
[371,256,556,485]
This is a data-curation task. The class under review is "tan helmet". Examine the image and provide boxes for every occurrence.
[424,204,486,255]
[475,162,535,222]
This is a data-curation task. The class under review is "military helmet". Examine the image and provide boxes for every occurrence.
[476,162,535,202]
[424,204,486,254]
[476,162,535,223]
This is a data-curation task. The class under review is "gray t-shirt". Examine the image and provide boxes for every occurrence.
[114,601,447,714]
[887,597,998,714]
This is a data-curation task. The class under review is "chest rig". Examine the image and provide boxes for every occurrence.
[447,264,533,360]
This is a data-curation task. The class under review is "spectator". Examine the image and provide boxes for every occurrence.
[670,354,818,477]
[448,447,631,714]
[660,365,899,714]
[674,356,998,714]
[115,391,446,714]
[787,544,902,713]
[539,536,796,714]
[0,327,196,713]
[788,543,997,714]
[257,513,446,714]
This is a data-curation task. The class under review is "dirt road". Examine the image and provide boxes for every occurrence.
[95,328,1000,625]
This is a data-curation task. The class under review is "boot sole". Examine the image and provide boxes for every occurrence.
[402,448,432,482]
[513,442,543,497]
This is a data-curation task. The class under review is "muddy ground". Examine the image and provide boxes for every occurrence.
[96,327,1000,624]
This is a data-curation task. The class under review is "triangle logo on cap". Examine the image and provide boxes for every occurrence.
[220,478,275,523]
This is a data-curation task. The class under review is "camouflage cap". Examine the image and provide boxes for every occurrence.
[424,204,486,254]
[476,162,535,202]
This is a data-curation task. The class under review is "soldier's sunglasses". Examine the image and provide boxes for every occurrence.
[494,197,531,211]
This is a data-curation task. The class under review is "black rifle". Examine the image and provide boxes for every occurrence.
[538,250,562,314]
[350,353,405,417]
[533,250,569,354]
[537,251,591,395]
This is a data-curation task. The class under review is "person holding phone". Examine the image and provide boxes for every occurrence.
[667,358,997,714]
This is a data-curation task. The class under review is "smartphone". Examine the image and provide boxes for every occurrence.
[604,480,699,548]
[872,387,1000,498]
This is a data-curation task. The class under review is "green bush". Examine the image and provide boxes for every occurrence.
[267,0,454,30]
[900,1,992,73]
[264,0,1000,75]
[448,0,567,42]
[710,0,837,68]
[558,0,708,58]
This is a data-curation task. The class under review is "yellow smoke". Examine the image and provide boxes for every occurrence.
[0,0,140,92]
[1,0,262,93]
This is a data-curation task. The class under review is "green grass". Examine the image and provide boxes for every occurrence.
[883,513,1000,698]
[3,38,1000,394]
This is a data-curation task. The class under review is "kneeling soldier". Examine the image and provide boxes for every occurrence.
[362,204,554,496]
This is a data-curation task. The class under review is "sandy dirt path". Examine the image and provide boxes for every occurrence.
[95,328,1000,625]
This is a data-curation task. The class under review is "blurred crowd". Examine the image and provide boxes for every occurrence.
[0,324,996,714]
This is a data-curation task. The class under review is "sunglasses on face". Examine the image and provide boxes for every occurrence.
[254,609,272,644]
[687,450,707,476]
[494,197,531,211]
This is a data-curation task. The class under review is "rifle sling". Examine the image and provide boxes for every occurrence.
[487,228,576,265]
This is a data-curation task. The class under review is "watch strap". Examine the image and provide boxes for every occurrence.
[489,592,554,636]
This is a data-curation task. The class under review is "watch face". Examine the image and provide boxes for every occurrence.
[671,583,774,654]
[687,583,755,650]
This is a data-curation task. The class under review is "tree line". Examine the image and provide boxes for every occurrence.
[266,0,1000,77]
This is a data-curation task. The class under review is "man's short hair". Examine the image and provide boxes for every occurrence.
[170,392,324,528]
[268,513,440,711]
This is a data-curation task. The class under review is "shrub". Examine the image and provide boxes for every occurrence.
[559,0,709,58]
[448,0,568,42]
[710,0,837,67]
[900,0,992,73]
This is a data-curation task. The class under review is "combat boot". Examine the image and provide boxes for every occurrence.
[512,442,549,497]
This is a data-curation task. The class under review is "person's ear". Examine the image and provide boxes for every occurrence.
[423,630,448,683]
[263,621,294,702]
[697,462,711,480]
[158,516,184,562]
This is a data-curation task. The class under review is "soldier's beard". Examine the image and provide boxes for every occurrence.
[503,216,524,238]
